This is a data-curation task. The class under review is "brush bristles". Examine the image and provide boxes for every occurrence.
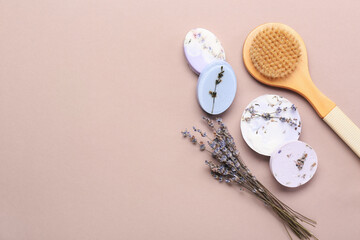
[250,27,301,79]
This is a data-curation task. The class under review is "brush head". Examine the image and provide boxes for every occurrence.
[243,23,336,118]
[249,27,301,79]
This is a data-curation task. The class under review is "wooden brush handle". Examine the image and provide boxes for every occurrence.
[323,106,360,157]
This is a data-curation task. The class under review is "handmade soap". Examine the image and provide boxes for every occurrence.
[184,28,225,74]
[197,61,236,115]
[270,141,318,188]
[241,95,301,156]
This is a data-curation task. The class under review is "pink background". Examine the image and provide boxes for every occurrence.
[1,0,360,239]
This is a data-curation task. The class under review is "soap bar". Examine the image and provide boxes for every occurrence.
[240,94,301,156]
[270,141,318,188]
[184,28,225,74]
[197,61,236,115]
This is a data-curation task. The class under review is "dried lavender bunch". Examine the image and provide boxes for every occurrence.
[182,117,317,240]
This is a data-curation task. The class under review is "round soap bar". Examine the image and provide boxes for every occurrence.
[270,141,318,188]
[197,61,237,115]
[241,94,301,156]
[184,28,225,74]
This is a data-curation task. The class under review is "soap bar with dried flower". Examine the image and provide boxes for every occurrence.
[270,141,318,188]
[241,94,301,156]
[197,61,237,115]
[184,28,225,74]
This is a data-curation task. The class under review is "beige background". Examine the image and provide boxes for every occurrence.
[1,0,360,239]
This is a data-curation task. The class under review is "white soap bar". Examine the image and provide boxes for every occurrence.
[270,141,318,188]
[197,61,237,115]
[241,94,301,156]
[184,28,225,74]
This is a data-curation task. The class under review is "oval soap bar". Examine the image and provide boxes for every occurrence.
[240,94,301,156]
[270,141,318,188]
[184,28,225,74]
[197,61,237,115]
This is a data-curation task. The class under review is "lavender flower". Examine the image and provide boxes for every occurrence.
[276,107,282,114]
[209,66,224,114]
[181,117,317,240]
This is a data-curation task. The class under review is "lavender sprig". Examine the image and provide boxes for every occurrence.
[182,117,317,240]
[208,66,224,114]
[242,104,301,129]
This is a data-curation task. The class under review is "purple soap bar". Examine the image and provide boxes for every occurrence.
[270,141,318,188]
[184,28,225,74]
